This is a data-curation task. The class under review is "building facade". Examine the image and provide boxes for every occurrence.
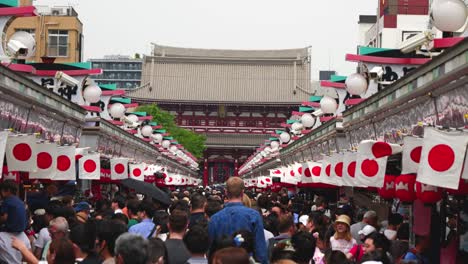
[6,2,83,63]
[129,44,313,184]
[88,55,143,90]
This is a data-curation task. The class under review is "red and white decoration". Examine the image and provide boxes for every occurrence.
[416,127,468,189]
[29,143,58,179]
[401,136,423,174]
[301,162,313,183]
[462,148,468,180]
[79,154,101,180]
[129,163,146,181]
[358,140,402,158]
[378,175,397,200]
[395,174,416,203]
[320,156,333,184]
[331,153,344,186]
[54,146,76,180]
[284,164,300,185]
[342,152,358,187]
[5,135,37,172]
[110,158,129,180]
[306,161,322,182]
[0,132,8,177]
[415,182,442,204]
[270,168,283,178]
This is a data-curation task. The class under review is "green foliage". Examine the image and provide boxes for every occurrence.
[137,104,206,158]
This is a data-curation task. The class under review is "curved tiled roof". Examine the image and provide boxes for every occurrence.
[128,45,313,104]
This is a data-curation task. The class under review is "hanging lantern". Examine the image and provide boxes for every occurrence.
[151,133,163,143]
[270,141,280,150]
[345,73,368,96]
[415,182,442,204]
[395,174,416,203]
[170,145,178,152]
[431,0,468,32]
[320,96,338,114]
[141,125,153,137]
[161,140,171,149]
[280,132,291,143]
[291,122,304,132]
[83,85,102,103]
[127,114,139,123]
[109,103,126,118]
[300,113,315,128]
[378,175,396,200]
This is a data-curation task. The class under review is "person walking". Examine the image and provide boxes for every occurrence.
[208,177,267,264]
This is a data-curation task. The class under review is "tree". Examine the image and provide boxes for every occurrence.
[137,104,206,158]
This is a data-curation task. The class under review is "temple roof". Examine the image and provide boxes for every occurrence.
[128,45,313,104]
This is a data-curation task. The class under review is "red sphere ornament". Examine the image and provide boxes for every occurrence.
[395,174,416,203]
[378,175,396,200]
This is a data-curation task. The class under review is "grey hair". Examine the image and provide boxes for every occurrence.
[115,233,149,264]
[363,210,377,219]
[49,217,69,233]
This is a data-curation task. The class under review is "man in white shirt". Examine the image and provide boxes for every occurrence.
[112,196,125,214]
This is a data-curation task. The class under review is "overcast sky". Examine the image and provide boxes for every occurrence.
[34,0,377,79]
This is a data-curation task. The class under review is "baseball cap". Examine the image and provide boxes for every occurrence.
[299,215,309,226]
[73,201,91,212]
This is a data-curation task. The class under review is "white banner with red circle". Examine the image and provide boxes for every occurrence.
[79,154,101,180]
[110,158,128,180]
[54,146,76,180]
[0,132,7,177]
[129,163,145,181]
[306,161,322,183]
[330,153,344,186]
[355,153,388,188]
[342,152,357,187]
[401,136,423,174]
[416,127,468,189]
[5,135,37,172]
[29,143,58,179]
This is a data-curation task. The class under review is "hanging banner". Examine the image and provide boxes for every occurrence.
[53,146,76,180]
[401,136,423,174]
[78,154,101,180]
[0,132,7,177]
[342,152,357,187]
[129,163,146,181]
[358,140,402,158]
[110,158,128,180]
[416,128,468,189]
[307,161,322,183]
[6,135,37,172]
[29,143,58,179]
[320,156,333,185]
[330,153,344,186]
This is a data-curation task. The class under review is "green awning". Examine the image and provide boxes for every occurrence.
[149,122,158,126]
[110,97,131,104]
[287,119,299,124]
[163,136,173,140]
[269,137,279,141]
[63,62,92,69]
[99,83,117,90]
[1,0,19,7]
[126,111,146,116]
[299,106,314,112]
[276,130,285,134]
[155,129,166,133]
[330,75,347,82]
[309,96,322,102]
[358,46,392,55]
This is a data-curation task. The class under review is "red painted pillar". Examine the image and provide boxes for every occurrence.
[203,158,209,187]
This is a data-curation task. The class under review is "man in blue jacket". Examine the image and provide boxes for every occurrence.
[208,177,267,264]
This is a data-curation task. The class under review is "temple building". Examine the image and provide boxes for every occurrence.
[128,44,313,184]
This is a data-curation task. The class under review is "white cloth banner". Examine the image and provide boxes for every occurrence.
[129,163,146,181]
[307,161,322,183]
[54,146,76,180]
[416,127,468,189]
[330,153,344,186]
[342,152,358,187]
[462,147,468,180]
[110,158,128,180]
[29,143,58,179]
[320,156,333,185]
[358,140,402,158]
[78,154,100,180]
[401,136,423,174]
[0,132,8,177]
[6,135,37,172]
[301,162,313,183]
[355,153,388,188]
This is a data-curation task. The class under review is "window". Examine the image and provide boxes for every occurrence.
[47,30,68,57]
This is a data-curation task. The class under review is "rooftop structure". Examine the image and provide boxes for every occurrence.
[88,55,143,90]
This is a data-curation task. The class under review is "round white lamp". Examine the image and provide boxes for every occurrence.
[320,96,338,114]
[280,132,291,143]
[270,141,280,150]
[291,122,304,131]
[127,114,139,123]
[83,85,102,103]
[170,145,178,152]
[432,0,468,32]
[151,133,163,143]
[300,113,315,128]
[141,125,153,137]
[264,146,272,153]
[161,140,171,149]
[109,103,126,118]
[345,73,368,95]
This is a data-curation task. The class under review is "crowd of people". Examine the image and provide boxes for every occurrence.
[0,178,434,264]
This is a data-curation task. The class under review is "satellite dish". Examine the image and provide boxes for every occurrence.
[6,31,36,58]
